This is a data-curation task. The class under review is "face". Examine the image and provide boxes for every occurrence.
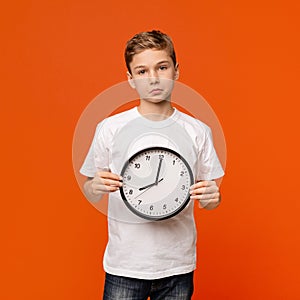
[127,49,179,102]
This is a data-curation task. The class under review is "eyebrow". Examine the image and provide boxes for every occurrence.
[134,65,146,70]
[156,60,171,65]
[133,60,171,70]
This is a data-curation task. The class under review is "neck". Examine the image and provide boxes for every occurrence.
[138,100,174,121]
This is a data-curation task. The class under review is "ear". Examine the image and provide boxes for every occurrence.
[174,63,179,80]
[127,71,136,89]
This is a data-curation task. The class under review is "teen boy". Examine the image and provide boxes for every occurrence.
[80,30,224,300]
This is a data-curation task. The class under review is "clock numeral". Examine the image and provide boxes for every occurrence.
[173,160,176,165]
[138,200,142,205]
[129,189,133,195]
[150,205,154,211]
[159,154,164,160]
[127,175,131,180]
[135,163,140,169]
[145,155,151,161]
[181,185,185,190]
[175,197,179,202]
[180,171,184,176]
[163,204,167,210]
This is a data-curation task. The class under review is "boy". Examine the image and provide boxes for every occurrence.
[80,30,224,299]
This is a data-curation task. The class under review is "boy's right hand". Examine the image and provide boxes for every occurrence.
[84,171,123,202]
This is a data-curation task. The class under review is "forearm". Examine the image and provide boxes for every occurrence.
[190,180,221,210]
[199,193,221,210]
[83,172,122,203]
[83,178,103,203]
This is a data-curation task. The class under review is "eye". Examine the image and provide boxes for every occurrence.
[159,65,168,71]
[137,69,146,75]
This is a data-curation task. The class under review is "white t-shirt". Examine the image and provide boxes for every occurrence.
[80,107,224,279]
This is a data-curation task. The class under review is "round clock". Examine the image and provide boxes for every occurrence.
[119,147,194,221]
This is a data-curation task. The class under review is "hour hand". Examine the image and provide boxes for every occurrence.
[139,178,164,191]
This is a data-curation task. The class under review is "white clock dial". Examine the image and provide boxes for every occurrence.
[120,147,194,221]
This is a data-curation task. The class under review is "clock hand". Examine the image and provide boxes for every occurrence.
[135,178,164,199]
[138,158,163,191]
[139,182,156,191]
[134,186,153,199]
[155,158,163,185]
[139,178,164,191]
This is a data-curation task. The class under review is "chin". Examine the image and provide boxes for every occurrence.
[143,98,167,103]
[142,95,171,103]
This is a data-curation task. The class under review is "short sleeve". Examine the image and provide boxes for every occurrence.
[196,126,224,181]
[80,121,110,178]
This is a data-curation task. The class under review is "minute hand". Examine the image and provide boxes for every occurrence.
[155,158,163,184]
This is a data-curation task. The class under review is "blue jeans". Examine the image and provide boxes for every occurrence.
[103,271,194,300]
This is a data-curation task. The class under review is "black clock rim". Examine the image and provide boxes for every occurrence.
[119,146,194,221]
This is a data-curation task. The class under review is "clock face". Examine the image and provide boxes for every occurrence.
[120,147,194,221]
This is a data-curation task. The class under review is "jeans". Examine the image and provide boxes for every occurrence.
[103,271,194,300]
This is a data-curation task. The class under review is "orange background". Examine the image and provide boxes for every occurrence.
[1,0,300,299]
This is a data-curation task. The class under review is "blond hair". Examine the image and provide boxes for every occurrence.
[125,30,177,74]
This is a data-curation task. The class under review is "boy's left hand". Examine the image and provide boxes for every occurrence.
[190,180,221,209]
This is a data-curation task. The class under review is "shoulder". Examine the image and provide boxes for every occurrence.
[96,107,137,132]
[176,109,211,137]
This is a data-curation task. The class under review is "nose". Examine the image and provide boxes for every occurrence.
[148,70,160,84]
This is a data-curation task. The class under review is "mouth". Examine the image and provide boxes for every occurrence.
[149,88,163,95]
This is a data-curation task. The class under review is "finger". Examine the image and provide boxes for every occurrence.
[100,178,123,187]
[94,173,123,187]
[97,171,122,181]
[190,192,220,201]
[98,185,120,192]
[91,178,122,193]
[199,198,220,208]
[190,185,218,195]
[92,183,120,194]
[190,180,216,190]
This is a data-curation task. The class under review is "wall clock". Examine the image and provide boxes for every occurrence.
[120,147,194,221]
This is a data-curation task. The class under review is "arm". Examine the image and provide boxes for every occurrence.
[83,171,122,203]
[189,180,221,210]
